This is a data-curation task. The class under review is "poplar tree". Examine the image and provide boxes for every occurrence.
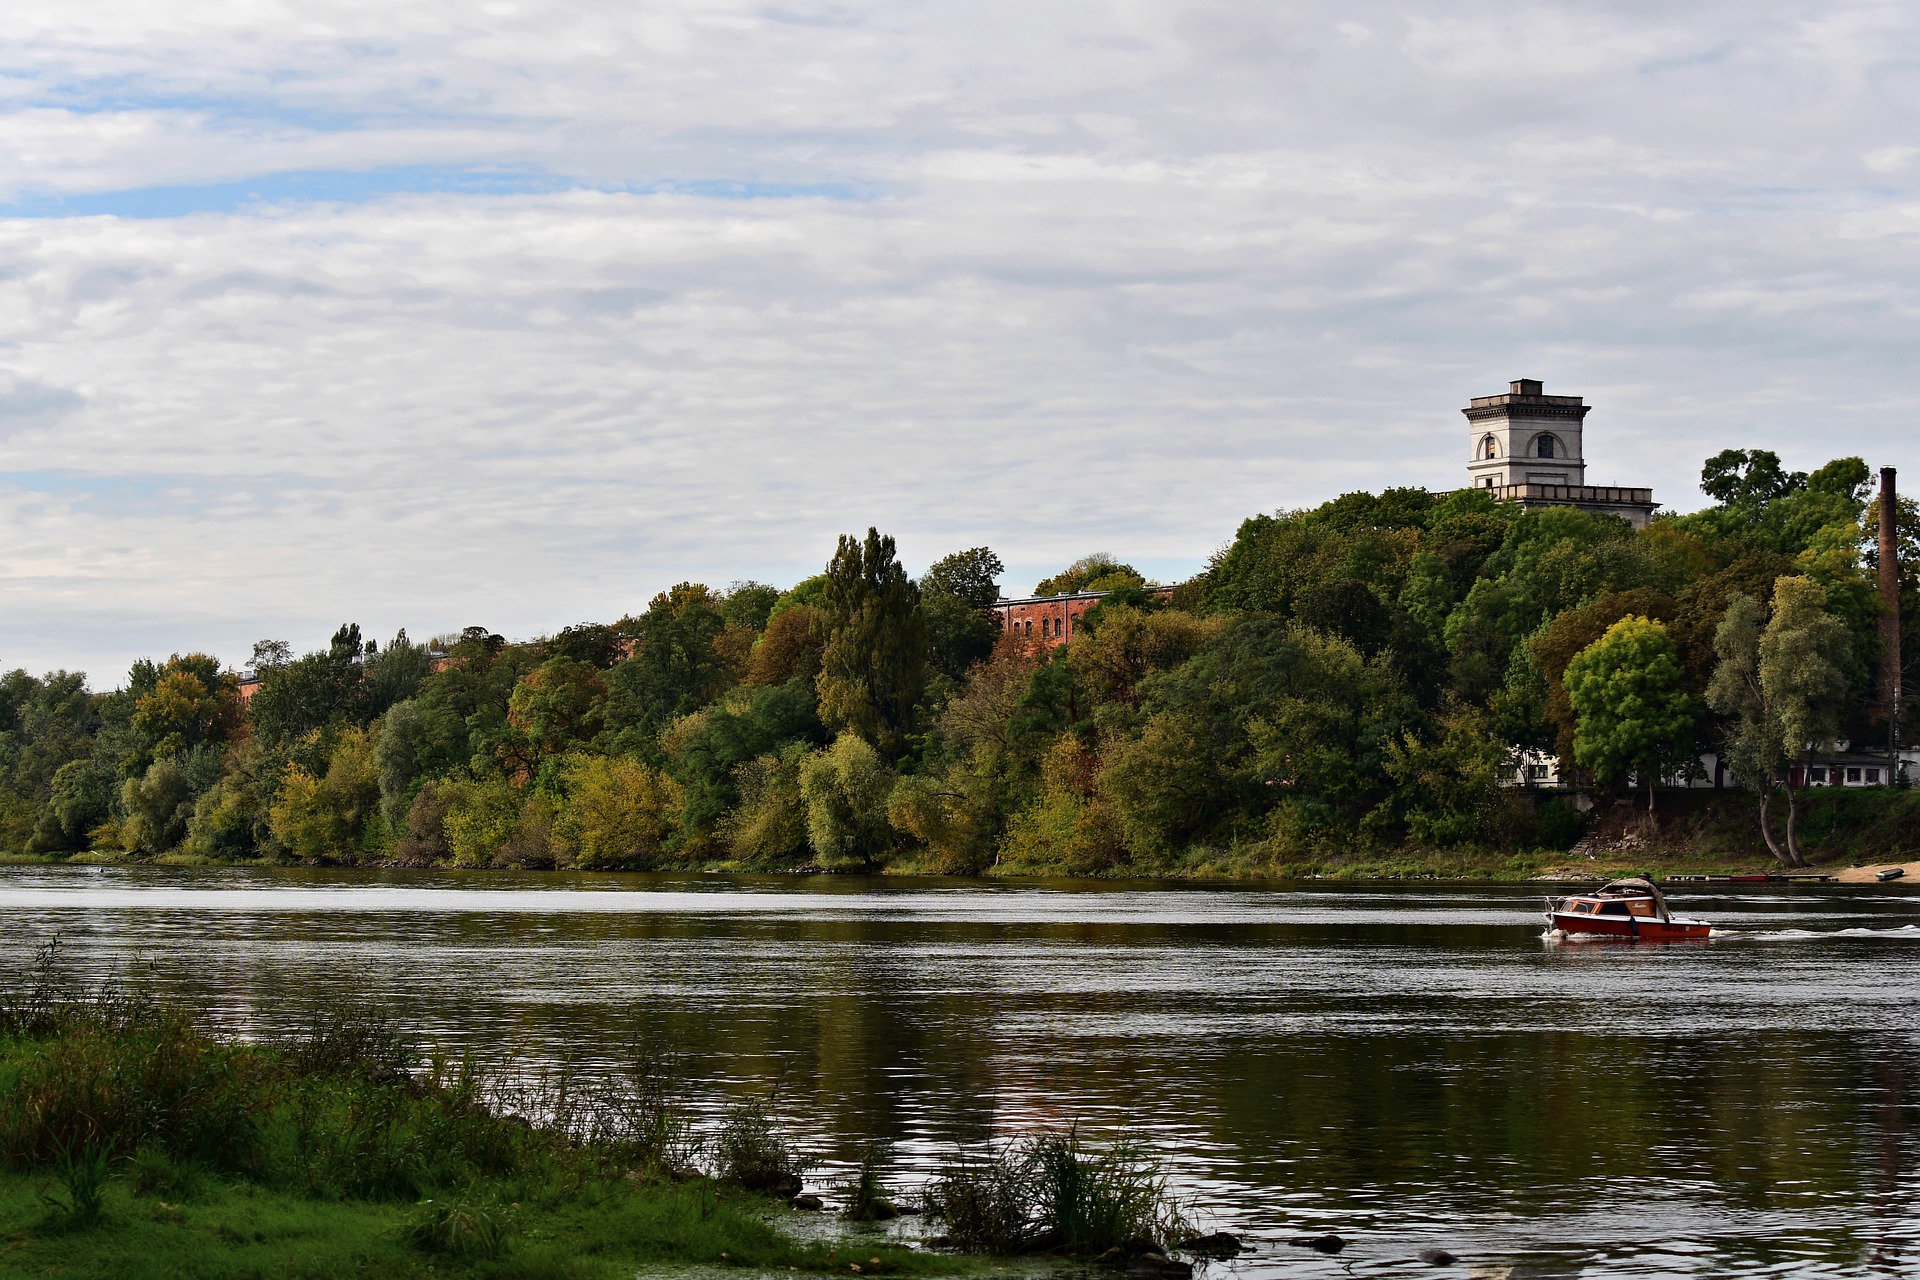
[817,528,929,756]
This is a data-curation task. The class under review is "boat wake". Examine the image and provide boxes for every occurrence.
[1707,923,1920,941]
[1543,923,1920,942]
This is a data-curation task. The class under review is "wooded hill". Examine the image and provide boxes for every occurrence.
[2,449,1914,873]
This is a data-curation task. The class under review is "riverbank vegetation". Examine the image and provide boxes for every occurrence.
[0,944,1194,1278]
[0,449,1914,875]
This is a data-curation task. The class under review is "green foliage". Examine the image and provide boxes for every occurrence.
[400,1197,516,1257]
[799,733,897,869]
[712,1098,804,1194]
[507,656,608,760]
[0,969,954,1279]
[553,754,681,870]
[927,1129,1189,1256]
[599,585,734,759]
[922,568,1001,681]
[841,1141,895,1222]
[817,529,928,755]
[1563,616,1697,801]
[120,758,197,853]
[1382,704,1505,846]
[265,728,384,863]
[1034,553,1143,598]
[40,1138,112,1230]
[727,745,811,865]
[922,547,1004,609]
[0,448,1896,874]
[1760,575,1853,763]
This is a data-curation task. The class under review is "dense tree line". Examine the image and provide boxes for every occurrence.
[1,449,1913,872]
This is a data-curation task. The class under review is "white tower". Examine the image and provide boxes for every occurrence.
[1463,379,1589,490]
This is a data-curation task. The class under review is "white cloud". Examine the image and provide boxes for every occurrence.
[0,0,1917,681]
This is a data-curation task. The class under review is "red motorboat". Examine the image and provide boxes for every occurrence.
[1545,878,1711,941]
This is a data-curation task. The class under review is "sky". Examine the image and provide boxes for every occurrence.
[1,0,1918,685]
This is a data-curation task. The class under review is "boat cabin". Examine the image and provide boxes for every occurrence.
[1561,878,1671,920]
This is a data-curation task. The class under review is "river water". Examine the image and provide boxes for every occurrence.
[2,866,1917,1278]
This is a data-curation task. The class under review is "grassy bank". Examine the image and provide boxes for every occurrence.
[0,1171,878,1280]
[0,948,1199,1280]
[0,954,951,1280]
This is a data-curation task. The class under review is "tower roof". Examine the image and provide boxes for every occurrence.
[1463,379,1590,421]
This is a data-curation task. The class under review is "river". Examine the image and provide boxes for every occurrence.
[2,866,1916,1277]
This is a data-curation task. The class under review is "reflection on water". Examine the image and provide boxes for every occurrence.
[2,866,1917,1278]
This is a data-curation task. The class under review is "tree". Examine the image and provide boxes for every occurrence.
[1759,576,1851,861]
[816,529,929,755]
[1700,449,1806,511]
[554,755,681,870]
[121,758,197,853]
[922,548,1004,608]
[745,606,825,686]
[506,657,607,760]
[922,547,1005,681]
[1381,702,1505,847]
[1707,593,1791,863]
[1563,616,1697,811]
[248,624,370,745]
[719,581,783,632]
[799,733,897,869]
[546,622,624,668]
[602,584,732,746]
[1034,553,1143,598]
[131,655,237,758]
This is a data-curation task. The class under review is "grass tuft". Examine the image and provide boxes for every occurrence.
[399,1196,516,1257]
[928,1126,1188,1256]
[38,1138,111,1230]
[842,1140,895,1221]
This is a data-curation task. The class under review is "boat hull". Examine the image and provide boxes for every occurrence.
[1548,912,1711,940]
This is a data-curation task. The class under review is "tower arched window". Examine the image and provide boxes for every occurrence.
[1479,434,1498,460]
[1536,434,1557,459]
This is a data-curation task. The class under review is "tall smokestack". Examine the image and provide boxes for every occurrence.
[1879,467,1902,767]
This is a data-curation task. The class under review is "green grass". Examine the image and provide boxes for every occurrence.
[0,954,966,1280]
[0,1169,950,1279]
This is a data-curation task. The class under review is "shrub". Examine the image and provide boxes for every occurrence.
[713,1097,804,1195]
[927,1141,1039,1253]
[440,775,522,867]
[401,1197,516,1258]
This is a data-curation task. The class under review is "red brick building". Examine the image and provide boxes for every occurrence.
[987,585,1177,650]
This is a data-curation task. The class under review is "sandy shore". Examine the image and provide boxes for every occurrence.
[1833,860,1920,884]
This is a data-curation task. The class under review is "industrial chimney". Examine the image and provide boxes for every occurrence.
[1879,467,1903,776]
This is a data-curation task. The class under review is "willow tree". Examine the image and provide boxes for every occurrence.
[1759,576,1852,862]
[1708,578,1853,866]
[1707,594,1790,863]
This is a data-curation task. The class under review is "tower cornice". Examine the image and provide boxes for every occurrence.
[1462,401,1592,423]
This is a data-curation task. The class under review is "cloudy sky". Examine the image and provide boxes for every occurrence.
[2,0,1917,683]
